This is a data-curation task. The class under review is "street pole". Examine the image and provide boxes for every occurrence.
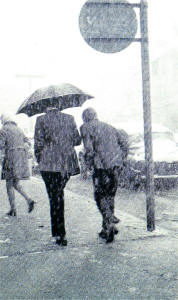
[140,0,155,231]
[79,0,155,231]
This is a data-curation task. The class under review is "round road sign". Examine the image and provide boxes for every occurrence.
[79,0,138,53]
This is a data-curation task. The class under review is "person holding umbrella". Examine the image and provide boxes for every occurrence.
[0,113,35,216]
[17,83,93,246]
[34,105,81,246]
[80,108,129,243]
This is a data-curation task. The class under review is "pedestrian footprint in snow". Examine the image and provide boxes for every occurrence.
[0,113,35,217]
[80,108,129,243]
[34,106,81,246]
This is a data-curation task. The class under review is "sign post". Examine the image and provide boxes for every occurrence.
[140,0,155,231]
[79,0,155,231]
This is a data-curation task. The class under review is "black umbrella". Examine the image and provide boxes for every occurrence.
[16,83,94,117]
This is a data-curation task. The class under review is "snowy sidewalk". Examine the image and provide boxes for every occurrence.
[0,176,177,300]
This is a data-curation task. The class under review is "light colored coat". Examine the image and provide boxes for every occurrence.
[80,119,129,169]
[0,122,30,180]
[34,110,81,175]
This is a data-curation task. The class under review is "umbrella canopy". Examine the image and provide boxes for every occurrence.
[16,83,94,117]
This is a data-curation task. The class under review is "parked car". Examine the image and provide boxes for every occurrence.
[117,122,178,189]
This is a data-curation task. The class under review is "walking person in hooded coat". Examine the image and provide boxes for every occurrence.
[0,113,35,217]
[80,108,129,243]
[34,107,81,246]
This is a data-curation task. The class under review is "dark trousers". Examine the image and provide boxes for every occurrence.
[41,171,69,237]
[92,167,120,231]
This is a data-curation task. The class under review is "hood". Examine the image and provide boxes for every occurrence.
[82,107,98,123]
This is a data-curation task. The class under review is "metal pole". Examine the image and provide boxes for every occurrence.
[140,0,155,231]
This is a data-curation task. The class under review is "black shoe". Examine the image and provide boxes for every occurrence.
[61,239,67,246]
[56,236,67,246]
[106,227,115,244]
[6,209,16,217]
[28,200,36,213]
[99,230,107,239]
[99,226,118,239]
[56,238,61,245]
[112,216,120,224]
[113,227,119,235]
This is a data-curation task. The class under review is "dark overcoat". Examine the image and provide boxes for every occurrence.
[80,119,129,169]
[0,122,30,180]
[34,110,81,176]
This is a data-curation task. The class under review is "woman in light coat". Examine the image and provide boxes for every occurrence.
[0,113,35,216]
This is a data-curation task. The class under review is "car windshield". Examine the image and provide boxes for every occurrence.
[130,131,175,145]
[129,134,142,144]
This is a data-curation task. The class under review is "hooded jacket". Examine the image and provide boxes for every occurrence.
[80,108,129,169]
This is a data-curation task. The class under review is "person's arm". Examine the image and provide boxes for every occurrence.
[80,125,94,169]
[34,117,45,163]
[0,130,6,164]
[23,133,33,158]
[71,117,81,146]
[0,129,6,150]
[117,129,129,160]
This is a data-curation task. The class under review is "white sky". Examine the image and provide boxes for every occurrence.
[0,0,178,129]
